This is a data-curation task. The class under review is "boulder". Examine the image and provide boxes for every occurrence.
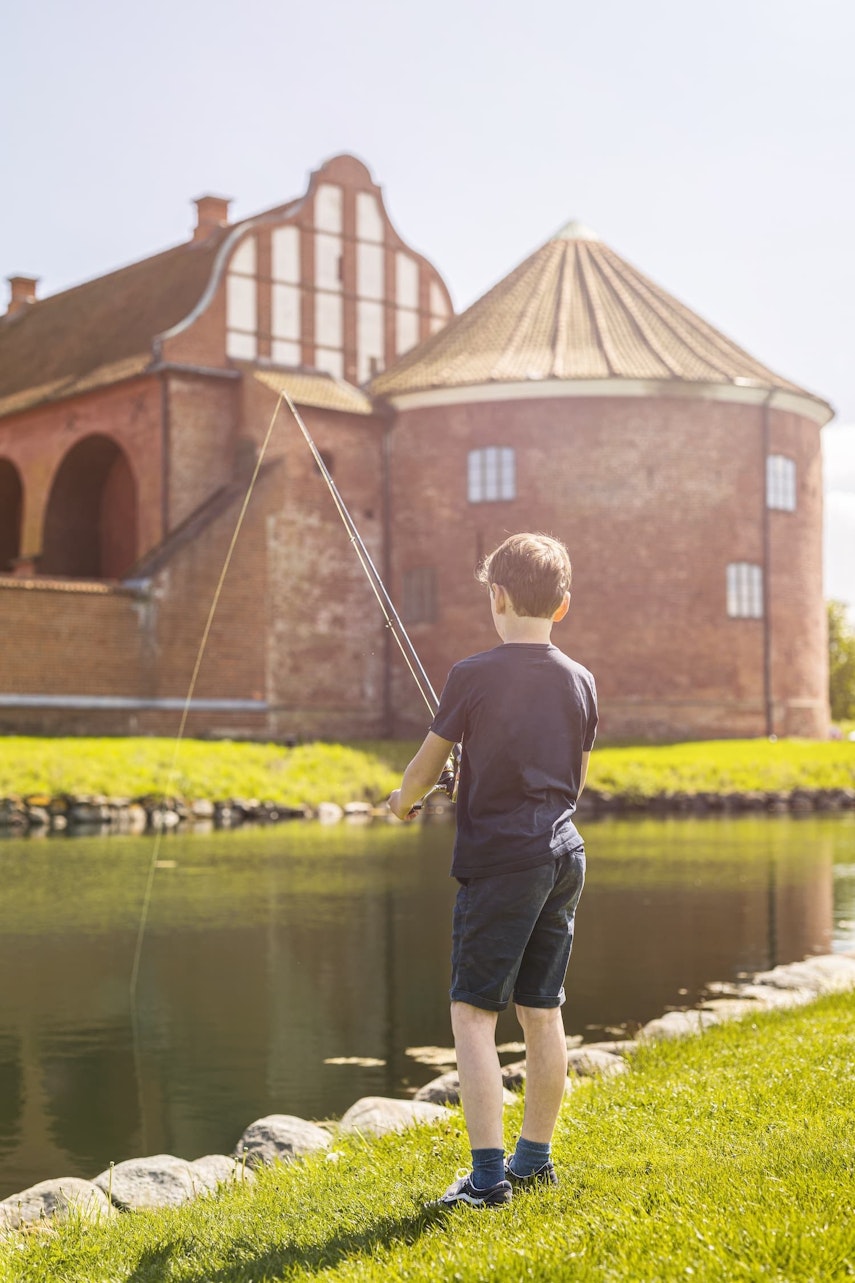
[0,1177,111,1230]
[93,1155,197,1210]
[234,1115,331,1167]
[337,1096,450,1137]
[638,1009,720,1041]
[189,1154,254,1195]
[414,1071,517,1107]
[316,802,344,824]
[500,1060,527,1089]
[567,1047,630,1078]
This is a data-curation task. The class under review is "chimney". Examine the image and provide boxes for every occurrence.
[6,275,38,317]
[192,194,232,242]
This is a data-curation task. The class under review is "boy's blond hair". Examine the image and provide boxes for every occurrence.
[476,532,572,618]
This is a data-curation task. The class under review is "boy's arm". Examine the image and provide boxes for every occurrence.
[389,731,456,820]
[578,751,591,799]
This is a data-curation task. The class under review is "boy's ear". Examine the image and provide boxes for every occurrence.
[491,583,507,614]
[552,591,571,623]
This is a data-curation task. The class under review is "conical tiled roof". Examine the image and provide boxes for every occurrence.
[371,222,828,411]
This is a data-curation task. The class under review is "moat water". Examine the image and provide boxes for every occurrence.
[1,812,853,1199]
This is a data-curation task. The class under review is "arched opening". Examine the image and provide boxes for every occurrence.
[0,459,23,573]
[42,435,138,579]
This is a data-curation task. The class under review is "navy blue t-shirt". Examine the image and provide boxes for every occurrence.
[430,642,598,879]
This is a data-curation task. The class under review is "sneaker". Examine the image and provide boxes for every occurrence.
[505,1158,559,1188]
[433,1172,513,1208]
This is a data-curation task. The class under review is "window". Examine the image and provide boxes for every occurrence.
[226,236,258,359]
[767,455,796,511]
[402,566,437,624]
[468,448,516,503]
[727,563,763,618]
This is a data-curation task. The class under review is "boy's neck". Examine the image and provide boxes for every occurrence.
[498,615,555,645]
[490,583,562,644]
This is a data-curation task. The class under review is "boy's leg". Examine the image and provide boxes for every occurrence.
[450,1000,503,1150]
[514,1002,568,1143]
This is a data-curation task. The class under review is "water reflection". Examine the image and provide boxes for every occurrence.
[0,813,851,1199]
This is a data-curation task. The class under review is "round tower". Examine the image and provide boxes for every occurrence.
[373,222,833,742]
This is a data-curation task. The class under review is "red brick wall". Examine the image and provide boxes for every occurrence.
[243,382,390,739]
[164,373,239,529]
[0,580,147,734]
[0,377,163,562]
[387,393,828,742]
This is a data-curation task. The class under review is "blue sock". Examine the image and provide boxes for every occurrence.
[509,1137,551,1177]
[471,1147,505,1189]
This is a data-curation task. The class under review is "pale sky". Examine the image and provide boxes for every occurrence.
[2,0,853,608]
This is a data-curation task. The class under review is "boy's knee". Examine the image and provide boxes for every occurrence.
[515,1002,563,1031]
[451,1000,498,1032]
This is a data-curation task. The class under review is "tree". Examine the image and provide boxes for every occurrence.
[828,600,855,721]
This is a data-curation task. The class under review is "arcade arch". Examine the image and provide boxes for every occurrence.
[41,435,138,579]
[0,458,23,573]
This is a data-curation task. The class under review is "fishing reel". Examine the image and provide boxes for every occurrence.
[435,747,461,801]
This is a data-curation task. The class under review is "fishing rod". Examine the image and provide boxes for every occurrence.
[281,391,459,800]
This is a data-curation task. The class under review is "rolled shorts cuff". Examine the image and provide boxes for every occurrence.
[512,986,566,1009]
[449,987,508,1013]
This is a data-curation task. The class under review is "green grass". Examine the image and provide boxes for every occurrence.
[0,735,852,810]
[585,737,855,800]
[2,992,853,1281]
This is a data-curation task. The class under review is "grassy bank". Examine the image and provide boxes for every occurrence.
[2,991,852,1281]
[1,735,853,810]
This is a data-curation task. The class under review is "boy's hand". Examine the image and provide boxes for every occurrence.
[388,789,420,821]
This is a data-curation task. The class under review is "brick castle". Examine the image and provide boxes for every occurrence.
[0,154,833,742]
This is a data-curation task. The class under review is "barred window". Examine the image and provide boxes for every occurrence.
[727,563,763,618]
[766,455,796,511]
[468,447,515,503]
[402,566,437,624]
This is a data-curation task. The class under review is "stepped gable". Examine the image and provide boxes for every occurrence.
[371,220,827,407]
[0,232,234,420]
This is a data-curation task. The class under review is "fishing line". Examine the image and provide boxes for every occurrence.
[129,392,286,1147]
[280,391,440,717]
[129,386,455,1145]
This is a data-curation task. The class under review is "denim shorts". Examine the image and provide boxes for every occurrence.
[449,847,586,1012]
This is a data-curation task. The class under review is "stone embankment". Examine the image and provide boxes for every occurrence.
[1,786,853,836]
[2,950,854,1236]
[0,795,382,835]
[577,786,855,817]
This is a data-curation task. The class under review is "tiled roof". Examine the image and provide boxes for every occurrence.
[254,369,374,416]
[371,222,825,405]
[0,232,229,418]
[0,354,154,421]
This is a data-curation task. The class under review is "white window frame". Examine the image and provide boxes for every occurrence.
[468,447,516,503]
[766,455,796,511]
[726,563,764,618]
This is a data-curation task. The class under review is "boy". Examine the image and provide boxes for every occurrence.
[389,532,598,1208]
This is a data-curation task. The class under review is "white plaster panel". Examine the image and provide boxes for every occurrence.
[230,235,257,275]
[272,338,301,365]
[357,299,385,383]
[227,273,257,333]
[356,191,384,243]
[315,290,343,348]
[315,183,343,233]
[316,232,342,291]
[316,347,345,378]
[396,308,419,355]
[227,330,257,359]
[430,280,448,319]
[272,226,300,284]
[272,283,300,341]
[358,241,384,301]
[396,253,419,308]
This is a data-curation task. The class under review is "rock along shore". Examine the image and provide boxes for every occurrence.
[2,949,854,1237]
[1,785,853,837]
